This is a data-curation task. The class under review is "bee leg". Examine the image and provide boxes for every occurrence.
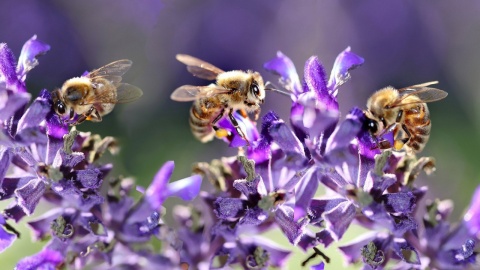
[238,109,248,119]
[72,114,86,126]
[228,110,250,146]
[253,108,261,121]
[211,109,225,126]
[396,110,403,122]
[373,123,398,150]
[72,106,96,125]
[393,124,411,150]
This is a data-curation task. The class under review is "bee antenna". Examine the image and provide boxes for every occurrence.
[265,81,291,97]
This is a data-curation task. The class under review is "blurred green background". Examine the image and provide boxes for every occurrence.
[1,0,480,268]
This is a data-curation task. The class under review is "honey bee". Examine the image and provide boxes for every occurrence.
[364,81,447,153]
[51,60,143,125]
[171,54,267,145]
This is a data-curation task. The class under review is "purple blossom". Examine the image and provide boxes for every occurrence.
[16,246,63,270]
[0,36,477,270]
[0,215,16,253]
[464,184,480,237]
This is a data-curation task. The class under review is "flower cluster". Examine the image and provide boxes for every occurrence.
[181,49,480,269]
[0,37,202,269]
[1,36,479,270]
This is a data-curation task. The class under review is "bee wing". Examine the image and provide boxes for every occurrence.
[114,83,144,104]
[88,59,133,85]
[171,85,230,102]
[93,75,123,87]
[81,83,143,105]
[390,81,448,108]
[176,54,224,80]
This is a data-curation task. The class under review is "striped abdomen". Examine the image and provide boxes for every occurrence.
[189,98,223,143]
[403,103,431,153]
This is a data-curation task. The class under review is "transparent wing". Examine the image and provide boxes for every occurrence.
[114,83,143,104]
[176,54,224,80]
[390,81,448,108]
[88,59,133,84]
[171,85,230,102]
[81,83,143,105]
[92,75,123,87]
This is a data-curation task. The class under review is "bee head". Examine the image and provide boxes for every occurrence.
[51,90,72,120]
[248,73,265,105]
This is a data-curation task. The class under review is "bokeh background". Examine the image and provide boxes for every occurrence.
[1,0,480,268]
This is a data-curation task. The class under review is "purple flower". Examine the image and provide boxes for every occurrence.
[0,36,48,124]
[0,215,16,253]
[1,36,474,270]
[145,161,202,209]
[464,184,480,237]
[213,236,291,269]
[16,245,63,270]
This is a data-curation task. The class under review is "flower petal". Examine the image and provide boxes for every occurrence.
[381,192,416,214]
[291,92,339,141]
[15,247,63,270]
[304,56,331,107]
[0,147,13,183]
[294,166,318,220]
[233,175,261,197]
[248,111,277,163]
[76,168,102,189]
[298,230,335,250]
[79,212,107,236]
[325,109,363,154]
[145,161,174,209]
[392,214,417,236]
[15,90,51,143]
[311,262,325,270]
[0,90,30,122]
[52,150,84,169]
[308,198,347,224]
[214,197,246,220]
[239,207,268,226]
[263,113,305,158]
[363,172,396,198]
[263,51,301,96]
[3,205,26,222]
[15,178,46,215]
[464,185,480,236]
[0,177,34,200]
[392,238,420,265]
[324,201,356,241]
[327,47,364,93]
[16,35,50,80]
[275,206,309,245]
[164,174,202,201]
[0,43,24,92]
[0,217,16,253]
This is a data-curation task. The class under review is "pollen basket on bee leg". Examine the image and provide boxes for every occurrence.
[215,129,230,138]
[394,140,405,151]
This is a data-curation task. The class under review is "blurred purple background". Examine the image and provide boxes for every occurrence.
[1,0,479,220]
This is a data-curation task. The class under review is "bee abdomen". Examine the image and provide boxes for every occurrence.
[189,101,221,143]
[404,104,431,153]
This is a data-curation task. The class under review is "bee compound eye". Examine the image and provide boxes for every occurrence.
[251,84,260,97]
[366,119,378,134]
[55,101,66,115]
